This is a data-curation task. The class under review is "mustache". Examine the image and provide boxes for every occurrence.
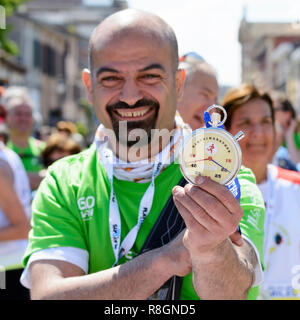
[106,98,159,112]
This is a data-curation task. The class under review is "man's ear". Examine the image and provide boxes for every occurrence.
[82,68,93,105]
[175,68,185,100]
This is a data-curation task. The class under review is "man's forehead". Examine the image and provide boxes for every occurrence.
[89,9,178,72]
[10,104,32,112]
[189,71,218,90]
[91,25,167,55]
[90,30,174,76]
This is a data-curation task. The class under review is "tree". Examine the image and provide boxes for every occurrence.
[0,0,29,55]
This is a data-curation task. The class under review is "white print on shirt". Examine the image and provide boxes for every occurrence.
[246,208,261,232]
[77,196,95,221]
[242,184,262,206]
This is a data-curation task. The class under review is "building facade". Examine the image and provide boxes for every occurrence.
[239,17,300,113]
[0,0,128,129]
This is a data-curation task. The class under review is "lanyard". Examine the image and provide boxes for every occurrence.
[99,137,174,267]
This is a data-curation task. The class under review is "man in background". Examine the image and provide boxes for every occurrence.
[177,52,219,130]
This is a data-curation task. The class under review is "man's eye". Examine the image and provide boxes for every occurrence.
[102,76,121,82]
[99,76,122,87]
[140,74,161,81]
[143,74,157,78]
[201,92,209,99]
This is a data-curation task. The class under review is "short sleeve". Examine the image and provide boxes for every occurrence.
[238,167,265,267]
[237,167,265,299]
[23,164,87,267]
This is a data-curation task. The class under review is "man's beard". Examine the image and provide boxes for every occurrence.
[106,98,159,147]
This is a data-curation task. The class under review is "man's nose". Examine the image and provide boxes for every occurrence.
[119,78,143,106]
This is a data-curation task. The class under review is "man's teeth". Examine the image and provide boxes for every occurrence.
[116,108,149,117]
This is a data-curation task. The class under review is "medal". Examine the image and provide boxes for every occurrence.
[179,105,244,186]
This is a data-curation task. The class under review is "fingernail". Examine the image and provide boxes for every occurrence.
[237,238,243,246]
[195,175,206,185]
[173,186,182,196]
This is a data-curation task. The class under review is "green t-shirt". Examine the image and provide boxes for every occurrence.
[24,144,265,300]
[294,132,300,150]
[7,137,45,173]
[282,132,300,150]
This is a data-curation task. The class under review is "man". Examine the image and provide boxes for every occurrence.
[3,87,45,190]
[21,9,264,300]
[271,91,300,169]
[177,53,219,130]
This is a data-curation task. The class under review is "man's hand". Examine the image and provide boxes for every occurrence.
[172,176,244,257]
[171,176,256,299]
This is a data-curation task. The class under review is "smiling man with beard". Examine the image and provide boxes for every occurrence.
[20,9,265,300]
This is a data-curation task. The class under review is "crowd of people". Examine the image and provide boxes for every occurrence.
[0,8,299,300]
[0,87,84,299]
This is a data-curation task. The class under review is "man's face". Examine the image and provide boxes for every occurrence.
[7,104,33,136]
[178,70,218,130]
[84,31,183,147]
[274,108,292,131]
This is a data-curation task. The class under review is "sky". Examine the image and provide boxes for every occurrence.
[122,0,300,87]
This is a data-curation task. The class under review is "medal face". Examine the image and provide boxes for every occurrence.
[179,127,242,185]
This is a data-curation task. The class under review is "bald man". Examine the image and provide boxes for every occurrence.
[20,9,265,300]
[178,55,219,130]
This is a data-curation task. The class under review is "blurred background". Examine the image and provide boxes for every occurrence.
[0,0,299,142]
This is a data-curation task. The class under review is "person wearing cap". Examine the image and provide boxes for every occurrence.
[3,87,45,190]
[177,53,219,130]
[21,9,265,300]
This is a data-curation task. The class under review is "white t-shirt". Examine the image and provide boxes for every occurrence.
[0,141,32,269]
[258,165,300,299]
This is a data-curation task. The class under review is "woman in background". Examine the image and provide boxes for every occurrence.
[222,83,300,300]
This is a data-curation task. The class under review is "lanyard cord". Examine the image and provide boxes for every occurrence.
[99,134,178,267]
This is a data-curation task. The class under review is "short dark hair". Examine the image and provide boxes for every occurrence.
[41,133,82,168]
[274,95,296,119]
